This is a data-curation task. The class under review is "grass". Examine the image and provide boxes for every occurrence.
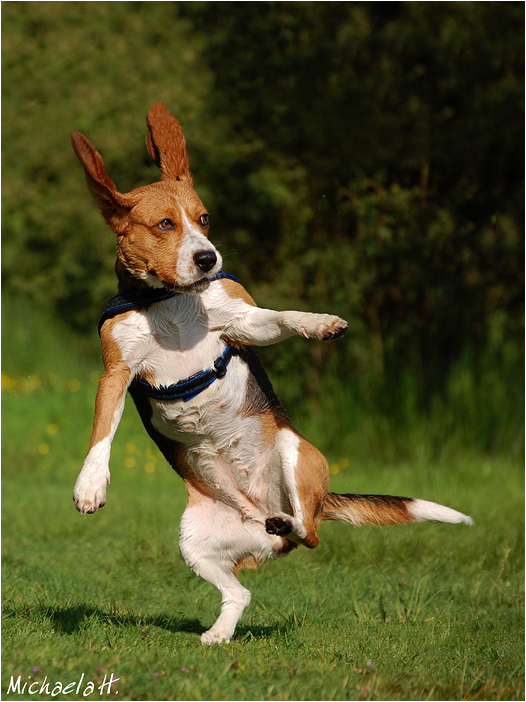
[2,296,524,700]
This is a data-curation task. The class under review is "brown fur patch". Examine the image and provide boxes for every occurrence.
[220,279,257,307]
[71,131,133,234]
[292,437,330,548]
[322,493,415,526]
[88,316,133,451]
[146,102,191,182]
[233,556,262,575]
[258,411,283,450]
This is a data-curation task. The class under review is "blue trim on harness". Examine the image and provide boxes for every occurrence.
[130,343,235,402]
[97,271,239,336]
[98,271,239,402]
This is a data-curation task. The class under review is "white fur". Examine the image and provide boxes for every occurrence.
[106,288,340,535]
[109,293,274,525]
[175,209,222,285]
[74,404,125,513]
[179,498,290,644]
[408,499,474,525]
[270,429,307,540]
[201,283,347,346]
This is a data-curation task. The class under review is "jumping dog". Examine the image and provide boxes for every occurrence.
[71,103,472,644]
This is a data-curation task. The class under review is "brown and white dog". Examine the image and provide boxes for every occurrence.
[71,103,472,645]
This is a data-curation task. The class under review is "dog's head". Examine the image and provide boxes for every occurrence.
[71,103,221,291]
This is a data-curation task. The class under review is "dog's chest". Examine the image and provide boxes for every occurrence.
[113,293,221,382]
[147,358,273,493]
[112,293,275,495]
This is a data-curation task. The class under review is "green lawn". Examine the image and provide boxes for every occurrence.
[2,300,524,700]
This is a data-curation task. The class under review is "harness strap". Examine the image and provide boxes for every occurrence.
[97,271,239,336]
[130,344,235,403]
[98,271,240,403]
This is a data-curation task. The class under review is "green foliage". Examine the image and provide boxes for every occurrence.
[180,1,524,387]
[2,2,523,404]
[2,2,212,329]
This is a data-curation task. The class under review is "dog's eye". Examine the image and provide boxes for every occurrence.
[199,214,210,227]
[157,219,175,231]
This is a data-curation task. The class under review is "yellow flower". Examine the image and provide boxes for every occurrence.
[330,458,350,475]
[1,373,17,392]
[145,448,157,463]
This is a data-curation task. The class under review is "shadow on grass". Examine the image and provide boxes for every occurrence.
[9,603,282,642]
[36,603,206,636]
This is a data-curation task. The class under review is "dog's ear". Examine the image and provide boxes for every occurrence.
[71,132,132,234]
[146,102,192,183]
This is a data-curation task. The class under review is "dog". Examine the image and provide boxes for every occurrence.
[71,103,473,645]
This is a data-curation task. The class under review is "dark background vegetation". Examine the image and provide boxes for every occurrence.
[2,1,524,454]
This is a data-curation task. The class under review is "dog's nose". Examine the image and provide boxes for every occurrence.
[193,250,217,273]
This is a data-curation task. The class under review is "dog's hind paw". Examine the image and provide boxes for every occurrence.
[201,628,231,645]
[265,515,294,536]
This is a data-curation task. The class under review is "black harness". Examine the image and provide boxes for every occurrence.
[98,272,239,402]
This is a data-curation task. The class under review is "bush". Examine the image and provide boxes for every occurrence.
[2,2,523,404]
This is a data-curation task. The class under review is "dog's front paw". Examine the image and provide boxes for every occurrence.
[73,474,109,514]
[300,314,348,341]
[320,316,348,341]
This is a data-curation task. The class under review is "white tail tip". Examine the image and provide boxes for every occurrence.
[409,499,474,525]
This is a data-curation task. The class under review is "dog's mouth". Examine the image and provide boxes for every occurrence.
[126,265,213,294]
[159,277,211,294]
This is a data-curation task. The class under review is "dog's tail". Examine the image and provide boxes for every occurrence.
[322,493,473,527]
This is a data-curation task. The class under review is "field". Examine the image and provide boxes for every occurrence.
[2,297,524,701]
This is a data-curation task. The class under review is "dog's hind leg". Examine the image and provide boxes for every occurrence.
[266,429,329,549]
[179,492,273,644]
[179,488,294,644]
[194,563,251,645]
